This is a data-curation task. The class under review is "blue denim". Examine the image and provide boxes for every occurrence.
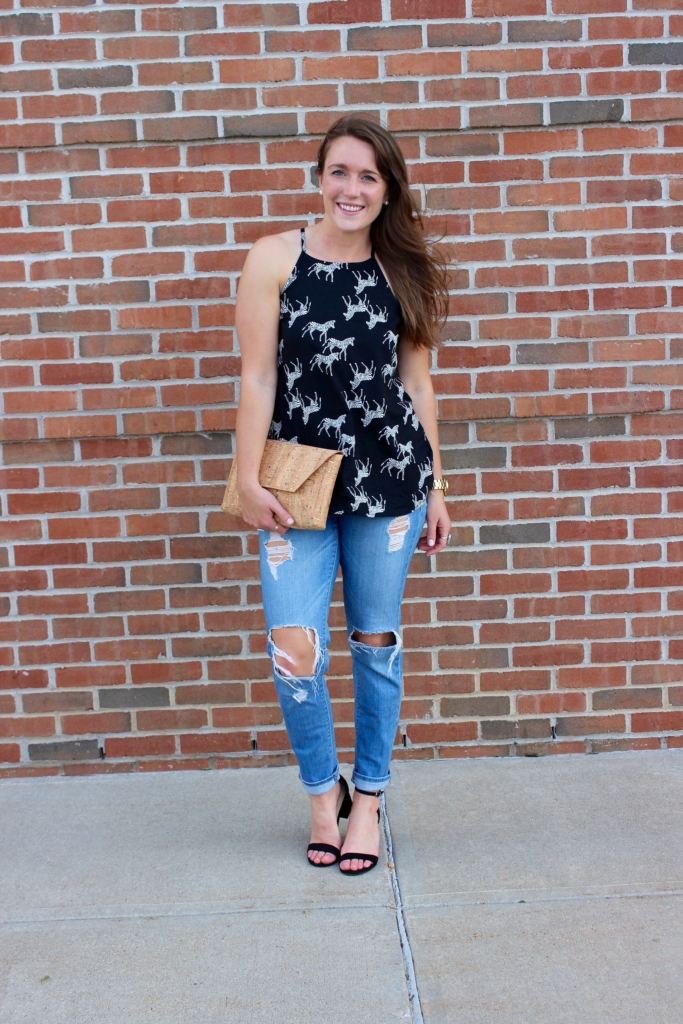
[258,505,426,795]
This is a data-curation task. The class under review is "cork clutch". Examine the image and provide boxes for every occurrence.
[222,439,344,530]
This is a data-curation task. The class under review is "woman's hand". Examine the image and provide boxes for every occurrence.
[238,482,294,534]
[416,490,451,554]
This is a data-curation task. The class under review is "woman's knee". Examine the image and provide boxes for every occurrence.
[351,629,396,648]
[270,626,320,677]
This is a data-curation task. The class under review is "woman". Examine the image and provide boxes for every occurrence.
[235,116,451,875]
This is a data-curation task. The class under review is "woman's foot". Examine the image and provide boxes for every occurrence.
[339,791,380,873]
[307,781,345,866]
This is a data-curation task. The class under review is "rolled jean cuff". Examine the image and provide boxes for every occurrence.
[299,767,340,796]
[352,771,391,793]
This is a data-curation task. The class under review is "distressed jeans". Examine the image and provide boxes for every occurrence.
[258,505,426,795]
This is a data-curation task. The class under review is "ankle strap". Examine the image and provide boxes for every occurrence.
[354,786,382,797]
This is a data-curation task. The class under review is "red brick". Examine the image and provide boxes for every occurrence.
[101,201,179,230]
[264,29,340,54]
[387,107,461,132]
[185,31,259,57]
[558,569,630,592]
[560,522,628,544]
[480,670,551,692]
[517,693,586,714]
[474,0,545,13]
[392,0,465,15]
[123,512,198,539]
[103,36,178,61]
[470,159,543,184]
[593,594,661,617]
[106,736,176,758]
[507,74,581,100]
[632,615,683,639]
[514,240,587,265]
[549,44,623,69]
[507,183,581,210]
[407,722,477,744]
[557,666,626,690]
[0,463,39,485]
[426,79,499,105]
[0,668,48,690]
[632,711,683,733]
[550,155,623,179]
[62,121,137,148]
[592,641,661,664]
[23,94,96,120]
[556,714,625,737]
[477,319,552,344]
[588,70,661,96]
[588,15,663,38]
[384,53,465,82]
[22,38,96,63]
[135,62,210,87]
[61,712,130,735]
[474,369,547,395]
[3,231,65,256]
[480,573,552,596]
[558,314,629,339]
[180,732,251,754]
[60,10,136,32]
[510,444,582,468]
[503,129,578,156]
[68,224,147,254]
[635,519,683,540]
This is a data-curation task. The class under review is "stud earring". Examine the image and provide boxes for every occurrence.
[383,200,389,206]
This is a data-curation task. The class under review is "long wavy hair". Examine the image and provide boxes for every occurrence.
[316,116,449,350]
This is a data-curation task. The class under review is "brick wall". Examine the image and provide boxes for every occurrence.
[1,0,682,777]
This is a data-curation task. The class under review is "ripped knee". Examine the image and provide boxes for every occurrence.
[349,628,402,670]
[351,629,396,648]
[270,626,320,679]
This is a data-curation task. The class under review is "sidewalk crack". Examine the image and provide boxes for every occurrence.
[381,793,424,1024]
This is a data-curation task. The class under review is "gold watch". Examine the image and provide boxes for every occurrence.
[431,477,449,497]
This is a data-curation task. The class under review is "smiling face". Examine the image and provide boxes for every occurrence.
[320,135,388,236]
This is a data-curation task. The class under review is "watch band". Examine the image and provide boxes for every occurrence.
[431,477,449,496]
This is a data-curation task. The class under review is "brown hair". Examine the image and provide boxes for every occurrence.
[316,115,449,350]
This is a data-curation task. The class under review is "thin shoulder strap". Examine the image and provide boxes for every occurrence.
[300,227,306,252]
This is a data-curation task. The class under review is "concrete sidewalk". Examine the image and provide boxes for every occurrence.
[1,750,682,1023]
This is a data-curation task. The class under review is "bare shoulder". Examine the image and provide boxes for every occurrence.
[244,228,301,289]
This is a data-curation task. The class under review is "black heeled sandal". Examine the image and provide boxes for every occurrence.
[338,786,381,877]
[307,775,352,867]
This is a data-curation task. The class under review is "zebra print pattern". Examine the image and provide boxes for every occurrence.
[270,231,433,518]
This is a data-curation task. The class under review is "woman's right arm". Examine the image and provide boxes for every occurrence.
[235,236,295,533]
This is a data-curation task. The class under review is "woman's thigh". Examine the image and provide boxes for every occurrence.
[338,506,426,635]
[258,519,340,649]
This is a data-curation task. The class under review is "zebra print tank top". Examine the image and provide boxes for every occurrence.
[269,229,434,518]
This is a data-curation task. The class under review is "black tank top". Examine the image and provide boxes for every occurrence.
[270,229,434,518]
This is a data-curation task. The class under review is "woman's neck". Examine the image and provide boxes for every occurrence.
[305,218,372,263]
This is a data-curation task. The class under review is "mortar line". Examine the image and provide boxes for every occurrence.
[381,793,424,1024]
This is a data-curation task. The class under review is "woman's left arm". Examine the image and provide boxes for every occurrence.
[398,340,452,555]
